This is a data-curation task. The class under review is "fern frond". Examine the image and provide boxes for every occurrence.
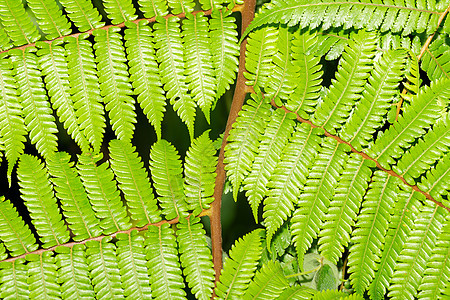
[312,290,364,300]
[177,216,215,300]
[418,153,450,210]
[417,215,450,299]
[168,0,194,14]
[184,131,217,215]
[401,51,421,102]
[124,20,166,139]
[86,237,124,299]
[368,188,421,300]
[27,252,61,299]
[146,223,187,300]
[340,49,406,151]
[288,29,322,118]
[10,48,58,158]
[370,77,450,169]
[65,34,106,153]
[388,203,446,300]
[149,139,188,219]
[291,139,348,269]
[242,0,443,40]
[242,260,289,299]
[26,0,72,40]
[309,28,350,61]
[244,25,278,89]
[265,25,297,105]
[263,124,322,251]
[0,196,37,256]
[56,245,96,300]
[0,242,5,260]
[278,286,316,299]
[215,229,263,300]
[183,12,216,123]
[0,0,40,46]
[17,154,70,248]
[210,8,239,100]
[0,54,26,180]
[116,230,151,299]
[348,171,400,295]
[77,153,132,234]
[137,0,168,18]
[0,27,11,51]
[312,31,377,134]
[224,92,272,200]
[421,35,450,81]
[198,0,223,11]
[102,0,137,24]
[94,27,136,142]
[244,109,295,223]
[394,112,449,186]
[46,152,102,241]
[154,16,195,137]
[109,139,161,226]
[37,41,90,153]
[318,155,373,265]
[58,0,104,32]
[0,258,28,299]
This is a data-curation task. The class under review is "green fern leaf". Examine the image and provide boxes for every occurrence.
[318,155,373,265]
[27,252,61,299]
[124,20,166,139]
[94,27,136,142]
[184,131,217,215]
[58,0,104,32]
[215,229,263,300]
[242,0,442,41]
[0,0,40,46]
[137,0,168,18]
[0,53,26,180]
[388,203,446,300]
[65,34,106,153]
[312,31,376,134]
[244,25,278,89]
[394,112,449,186]
[339,49,406,151]
[77,152,132,234]
[10,48,58,158]
[309,28,349,61]
[0,242,5,261]
[109,139,161,226]
[278,285,316,299]
[102,0,137,24]
[224,92,272,200]
[154,16,195,137]
[291,139,349,269]
[417,215,450,299]
[263,124,322,250]
[368,188,422,300]
[348,171,400,295]
[17,154,70,248]
[177,216,215,300]
[36,41,90,153]
[0,196,38,256]
[244,109,295,222]
[370,77,450,170]
[242,260,289,299]
[421,35,450,81]
[183,12,216,123]
[198,0,223,11]
[210,8,239,100]
[46,152,102,241]
[401,51,421,103]
[0,27,11,51]
[146,223,187,300]
[418,153,450,207]
[0,259,28,299]
[168,0,194,14]
[56,245,96,300]
[288,29,322,118]
[149,139,188,219]
[86,237,124,299]
[26,0,72,40]
[312,289,364,300]
[116,230,152,299]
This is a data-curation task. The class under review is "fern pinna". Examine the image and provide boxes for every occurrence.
[0,0,449,300]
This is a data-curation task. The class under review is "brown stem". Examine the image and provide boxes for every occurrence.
[210,0,257,289]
